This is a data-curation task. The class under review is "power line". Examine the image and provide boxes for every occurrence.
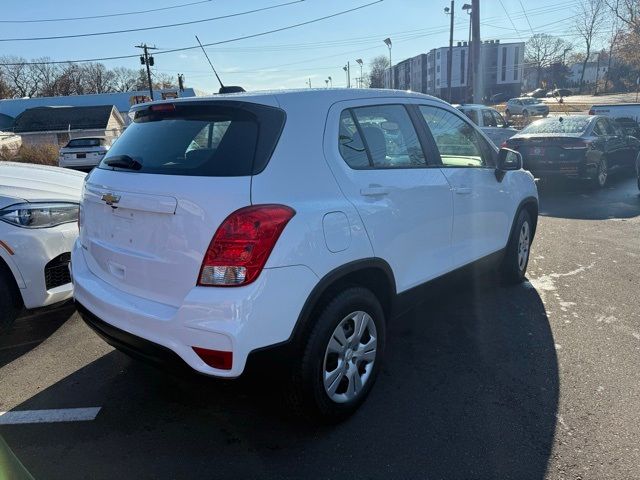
[0,0,213,24]
[519,0,536,35]
[0,0,304,42]
[0,1,383,66]
[497,0,525,40]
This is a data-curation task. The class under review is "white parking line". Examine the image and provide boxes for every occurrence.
[0,407,101,425]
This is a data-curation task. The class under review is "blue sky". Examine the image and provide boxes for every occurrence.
[0,0,586,93]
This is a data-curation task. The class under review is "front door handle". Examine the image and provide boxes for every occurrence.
[452,186,472,195]
[360,186,390,197]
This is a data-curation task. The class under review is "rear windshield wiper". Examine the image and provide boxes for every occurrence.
[104,155,142,171]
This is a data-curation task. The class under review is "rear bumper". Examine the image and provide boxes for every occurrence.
[71,240,319,378]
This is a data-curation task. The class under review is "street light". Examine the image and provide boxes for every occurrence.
[343,63,351,88]
[383,37,393,89]
[444,2,454,103]
[462,3,472,101]
[328,76,332,88]
[356,58,364,88]
[325,79,329,88]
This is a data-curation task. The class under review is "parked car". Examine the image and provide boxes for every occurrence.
[546,88,573,98]
[526,88,548,98]
[488,92,507,104]
[589,103,640,139]
[0,162,84,330]
[456,104,519,147]
[504,115,640,187]
[72,89,538,420]
[58,137,111,171]
[505,97,550,120]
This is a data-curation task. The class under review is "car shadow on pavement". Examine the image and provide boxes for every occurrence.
[1,276,558,480]
[0,303,75,368]
[538,174,640,220]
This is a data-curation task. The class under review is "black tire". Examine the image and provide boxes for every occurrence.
[0,270,21,333]
[288,287,386,422]
[500,209,533,285]
[593,157,608,188]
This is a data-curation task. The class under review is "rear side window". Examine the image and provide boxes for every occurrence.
[99,102,285,176]
[461,109,479,125]
[338,104,426,169]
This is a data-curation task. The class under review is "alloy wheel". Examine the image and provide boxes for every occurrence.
[597,159,608,187]
[518,221,530,272]
[323,311,377,404]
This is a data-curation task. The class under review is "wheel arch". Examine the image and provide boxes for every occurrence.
[291,258,396,345]
[510,196,539,243]
[0,254,24,309]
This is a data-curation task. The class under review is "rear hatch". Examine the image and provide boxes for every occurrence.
[508,135,587,173]
[80,99,285,307]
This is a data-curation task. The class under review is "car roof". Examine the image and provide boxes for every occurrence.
[455,104,493,110]
[133,88,449,111]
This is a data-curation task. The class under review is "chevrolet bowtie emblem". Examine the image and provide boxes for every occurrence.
[101,193,121,206]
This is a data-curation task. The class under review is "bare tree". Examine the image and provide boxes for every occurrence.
[112,67,139,92]
[604,0,640,34]
[368,55,390,88]
[525,34,571,87]
[0,56,41,97]
[82,63,116,93]
[575,0,605,92]
[152,72,178,90]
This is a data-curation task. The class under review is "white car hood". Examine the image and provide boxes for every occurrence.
[0,161,86,208]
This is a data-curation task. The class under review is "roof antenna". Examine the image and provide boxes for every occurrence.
[195,35,245,94]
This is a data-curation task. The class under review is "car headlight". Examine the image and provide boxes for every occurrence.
[0,203,79,228]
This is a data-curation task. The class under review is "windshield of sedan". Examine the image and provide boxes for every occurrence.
[520,117,591,134]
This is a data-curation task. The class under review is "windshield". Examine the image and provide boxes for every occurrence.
[520,117,591,134]
[99,102,285,176]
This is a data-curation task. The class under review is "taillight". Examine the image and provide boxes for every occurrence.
[563,140,592,150]
[198,204,295,287]
[192,347,232,370]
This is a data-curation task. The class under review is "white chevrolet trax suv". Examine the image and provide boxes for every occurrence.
[72,89,538,420]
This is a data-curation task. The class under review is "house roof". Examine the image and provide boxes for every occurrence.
[0,88,201,119]
[12,105,123,133]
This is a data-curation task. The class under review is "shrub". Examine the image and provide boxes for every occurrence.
[0,144,59,166]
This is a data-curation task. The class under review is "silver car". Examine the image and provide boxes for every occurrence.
[505,97,549,120]
[456,104,518,147]
[58,137,111,171]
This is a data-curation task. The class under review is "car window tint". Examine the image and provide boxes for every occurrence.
[338,110,370,169]
[100,102,285,177]
[482,109,497,127]
[491,110,507,127]
[419,105,487,168]
[462,109,479,125]
[593,119,608,136]
[344,105,426,169]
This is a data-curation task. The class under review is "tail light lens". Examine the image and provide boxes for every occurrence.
[198,204,295,287]
[192,347,232,370]
[562,140,592,150]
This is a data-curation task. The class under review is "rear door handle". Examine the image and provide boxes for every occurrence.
[452,187,472,195]
[360,186,390,197]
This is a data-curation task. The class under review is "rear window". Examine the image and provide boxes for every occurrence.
[99,102,285,176]
[521,98,542,105]
[67,138,104,148]
[520,117,591,135]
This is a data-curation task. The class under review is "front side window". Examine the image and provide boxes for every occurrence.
[482,109,498,127]
[419,105,488,168]
[338,104,426,169]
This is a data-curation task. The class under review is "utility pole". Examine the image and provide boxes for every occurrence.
[177,74,185,92]
[136,44,158,100]
[594,52,601,96]
[445,1,454,103]
[384,38,393,89]
[343,62,351,88]
[471,0,481,103]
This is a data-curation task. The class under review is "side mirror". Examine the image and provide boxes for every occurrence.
[495,148,522,181]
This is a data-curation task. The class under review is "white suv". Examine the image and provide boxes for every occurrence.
[72,89,538,420]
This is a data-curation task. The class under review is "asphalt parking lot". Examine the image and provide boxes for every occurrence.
[1,174,639,480]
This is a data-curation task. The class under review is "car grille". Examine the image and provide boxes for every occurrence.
[44,253,72,290]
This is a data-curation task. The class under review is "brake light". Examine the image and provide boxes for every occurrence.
[562,140,592,150]
[149,103,175,112]
[198,204,295,287]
